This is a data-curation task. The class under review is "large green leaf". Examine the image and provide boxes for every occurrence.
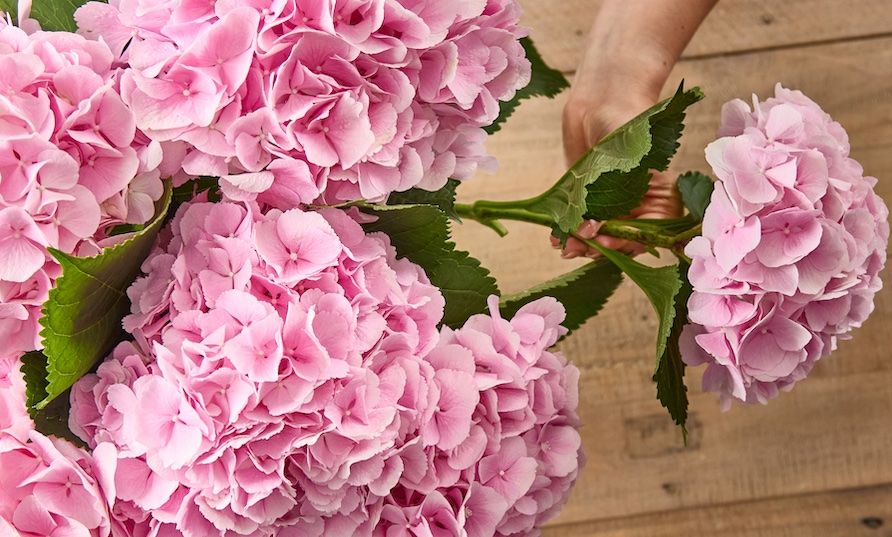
[361,204,499,328]
[677,171,714,222]
[485,37,570,135]
[31,183,172,410]
[593,245,683,361]
[500,259,623,335]
[584,85,704,221]
[0,0,100,32]
[582,167,653,223]
[521,85,703,234]
[388,179,460,220]
[654,268,693,435]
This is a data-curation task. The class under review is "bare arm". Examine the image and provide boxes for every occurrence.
[558,0,717,258]
[563,0,718,163]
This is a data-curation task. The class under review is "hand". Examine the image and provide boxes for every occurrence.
[557,88,683,259]
[555,0,717,258]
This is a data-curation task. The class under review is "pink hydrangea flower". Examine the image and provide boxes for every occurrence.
[72,201,446,535]
[0,13,163,360]
[75,0,531,203]
[0,429,119,537]
[683,85,889,407]
[71,201,581,534]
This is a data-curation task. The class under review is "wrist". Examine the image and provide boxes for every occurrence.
[574,40,672,102]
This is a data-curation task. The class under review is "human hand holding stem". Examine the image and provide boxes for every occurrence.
[557,0,718,257]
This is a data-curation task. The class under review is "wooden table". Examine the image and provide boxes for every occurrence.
[452,1,892,535]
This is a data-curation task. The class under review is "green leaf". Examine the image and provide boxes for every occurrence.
[583,167,653,222]
[388,180,460,220]
[34,182,172,410]
[500,258,623,335]
[654,270,693,435]
[593,245,683,361]
[360,204,499,328]
[21,351,49,412]
[0,1,13,20]
[584,85,705,221]
[0,0,99,32]
[677,171,714,222]
[520,85,703,234]
[485,37,569,135]
[22,349,85,446]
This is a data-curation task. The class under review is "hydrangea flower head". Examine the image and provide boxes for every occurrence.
[74,0,532,204]
[683,85,889,407]
[69,198,581,534]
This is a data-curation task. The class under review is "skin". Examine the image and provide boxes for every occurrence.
[560,0,719,257]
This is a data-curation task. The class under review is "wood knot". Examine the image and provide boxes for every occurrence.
[861,517,883,529]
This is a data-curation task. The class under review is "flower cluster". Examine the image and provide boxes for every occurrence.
[69,200,581,534]
[0,17,163,361]
[70,200,445,535]
[392,296,583,537]
[0,429,118,537]
[75,0,532,205]
[682,85,889,407]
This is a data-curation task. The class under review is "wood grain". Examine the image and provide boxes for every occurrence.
[542,484,892,537]
[451,36,892,529]
[522,0,892,73]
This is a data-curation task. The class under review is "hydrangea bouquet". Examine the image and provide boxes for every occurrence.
[0,1,887,536]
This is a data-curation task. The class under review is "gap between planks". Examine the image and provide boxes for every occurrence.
[542,482,892,537]
[553,30,892,76]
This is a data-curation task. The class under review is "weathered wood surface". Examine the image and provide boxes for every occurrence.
[524,0,892,73]
[451,27,892,534]
[543,484,892,537]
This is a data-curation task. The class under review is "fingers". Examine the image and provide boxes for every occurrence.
[551,220,645,259]
[631,170,683,220]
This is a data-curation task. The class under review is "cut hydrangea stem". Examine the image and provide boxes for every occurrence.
[455,199,700,261]
[454,201,555,230]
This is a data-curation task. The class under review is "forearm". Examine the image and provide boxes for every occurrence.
[562,0,717,163]
[578,0,718,99]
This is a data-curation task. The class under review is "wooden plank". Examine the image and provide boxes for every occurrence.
[543,484,892,537]
[552,369,892,525]
[451,36,892,525]
[522,0,892,73]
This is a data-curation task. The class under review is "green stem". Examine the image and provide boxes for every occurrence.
[454,202,555,231]
[455,199,700,263]
[597,221,678,249]
[670,223,703,243]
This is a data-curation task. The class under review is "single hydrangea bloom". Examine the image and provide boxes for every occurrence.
[70,199,581,534]
[683,84,889,407]
[74,0,532,204]
[72,200,445,535]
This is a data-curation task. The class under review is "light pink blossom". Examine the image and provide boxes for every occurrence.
[72,209,580,534]
[684,85,889,407]
[75,0,532,203]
